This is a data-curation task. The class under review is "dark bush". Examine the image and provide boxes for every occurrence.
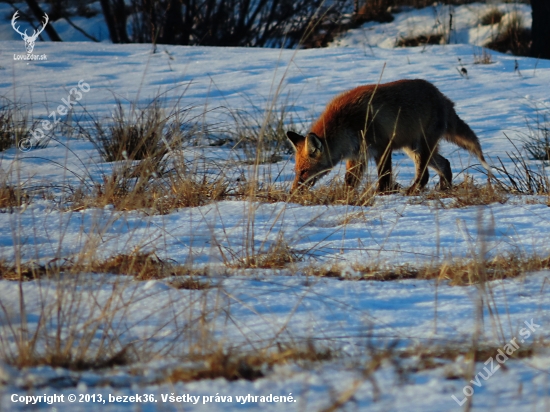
[101,0,338,48]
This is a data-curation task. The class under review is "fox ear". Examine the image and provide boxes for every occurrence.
[306,133,323,156]
[286,131,305,151]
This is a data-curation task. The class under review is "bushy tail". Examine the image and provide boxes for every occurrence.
[446,115,492,175]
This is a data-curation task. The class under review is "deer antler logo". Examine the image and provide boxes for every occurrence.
[12,11,49,54]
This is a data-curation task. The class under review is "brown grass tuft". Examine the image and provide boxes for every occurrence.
[480,8,503,26]
[411,176,508,208]
[163,344,332,383]
[67,171,231,213]
[473,48,493,64]
[395,33,444,47]
[0,260,49,281]
[168,277,212,290]
[67,168,379,214]
[227,241,303,269]
[0,251,210,282]
[0,184,28,210]
[11,346,132,370]
[307,253,550,286]
[288,182,377,207]
[397,342,539,376]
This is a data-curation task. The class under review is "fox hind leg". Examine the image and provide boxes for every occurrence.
[404,145,431,195]
[375,149,394,193]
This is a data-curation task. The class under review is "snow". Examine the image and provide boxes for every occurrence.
[1,2,550,411]
[332,2,532,50]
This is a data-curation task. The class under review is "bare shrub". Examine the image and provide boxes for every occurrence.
[480,8,504,26]
[123,0,337,48]
[486,12,531,57]
[353,0,395,25]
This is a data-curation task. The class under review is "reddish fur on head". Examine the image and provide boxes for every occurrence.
[286,131,331,191]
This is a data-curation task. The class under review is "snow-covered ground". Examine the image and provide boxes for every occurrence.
[333,2,532,50]
[1,2,550,411]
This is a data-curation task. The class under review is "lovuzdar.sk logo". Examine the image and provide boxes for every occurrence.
[12,11,48,61]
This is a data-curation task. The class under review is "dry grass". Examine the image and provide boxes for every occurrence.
[84,95,194,164]
[0,251,209,281]
[4,241,549,287]
[0,252,218,371]
[0,101,16,151]
[65,165,380,213]
[0,184,28,210]
[0,260,49,281]
[67,171,231,213]
[493,144,550,195]
[232,100,301,158]
[0,99,38,151]
[10,346,132,371]
[396,342,539,377]
[307,253,550,286]
[226,241,303,269]
[523,110,550,162]
[168,277,212,290]
[473,47,493,64]
[411,176,508,208]
[162,344,332,383]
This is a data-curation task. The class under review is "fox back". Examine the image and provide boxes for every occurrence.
[287,79,489,193]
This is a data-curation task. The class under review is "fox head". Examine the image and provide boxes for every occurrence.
[286,131,332,192]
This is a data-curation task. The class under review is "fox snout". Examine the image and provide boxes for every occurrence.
[286,131,330,193]
[290,171,318,193]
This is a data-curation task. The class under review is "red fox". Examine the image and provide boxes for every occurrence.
[286,79,491,194]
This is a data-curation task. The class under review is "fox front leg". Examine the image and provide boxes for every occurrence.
[345,159,365,188]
